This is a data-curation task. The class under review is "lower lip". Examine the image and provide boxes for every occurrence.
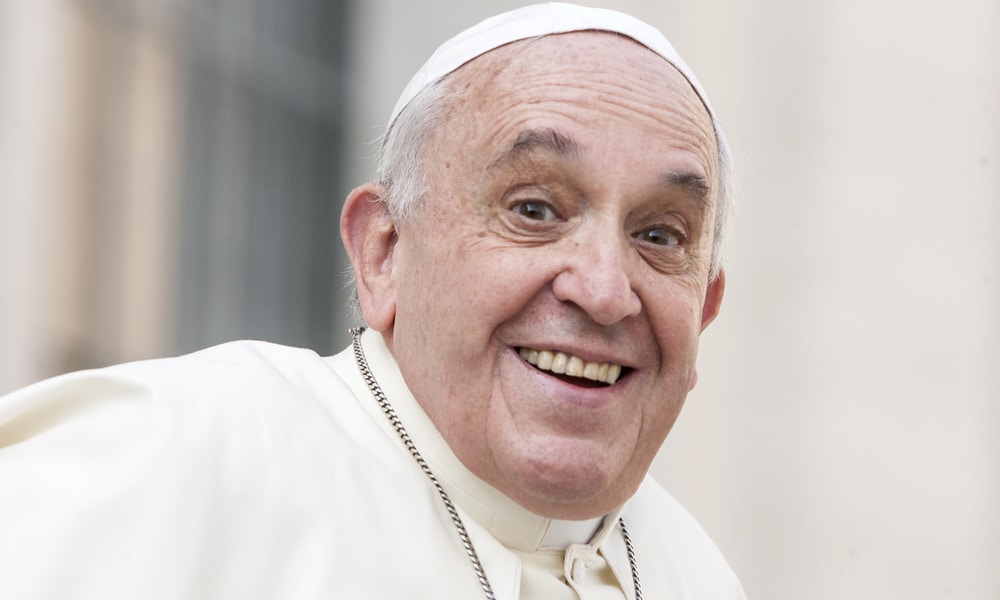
[510,348,623,410]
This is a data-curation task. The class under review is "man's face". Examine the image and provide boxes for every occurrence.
[370,33,722,519]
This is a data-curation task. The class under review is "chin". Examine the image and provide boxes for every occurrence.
[512,447,628,518]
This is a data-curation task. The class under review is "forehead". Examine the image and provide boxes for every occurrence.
[432,32,717,182]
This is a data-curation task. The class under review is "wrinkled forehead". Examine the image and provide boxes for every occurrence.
[387,2,719,136]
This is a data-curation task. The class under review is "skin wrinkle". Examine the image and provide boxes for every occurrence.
[374,32,732,282]
[490,128,583,169]
[482,89,713,171]
[476,115,716,232]
[471,41,715,164]
[508,32,713,125]
[484,133,711,274]
[486,37,704,512]
[345,32,724,519]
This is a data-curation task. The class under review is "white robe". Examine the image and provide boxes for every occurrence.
[0,329,746,599]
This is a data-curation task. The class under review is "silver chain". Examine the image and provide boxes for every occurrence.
[619,517,643,600]
[350,327,642,600]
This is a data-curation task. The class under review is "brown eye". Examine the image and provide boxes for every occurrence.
[638,227,683,246]
[512,201,557,221]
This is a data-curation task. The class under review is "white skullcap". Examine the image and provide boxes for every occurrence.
[388,2,718,134]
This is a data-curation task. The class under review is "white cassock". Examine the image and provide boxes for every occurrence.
[0,329,746,599]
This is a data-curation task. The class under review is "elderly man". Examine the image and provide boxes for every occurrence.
[0,4,743,599]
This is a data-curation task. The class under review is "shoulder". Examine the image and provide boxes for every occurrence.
[1,341,336,420]
[112,339,337,399]
[628,475,717,541]
[0,342,378,486]
[626,476,747,599]
[0,341,435,597]
[1,340,327,396]
[0,340,362,476]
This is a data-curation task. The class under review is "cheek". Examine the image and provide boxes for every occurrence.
[446,243,552,314]
[394,233,547,348]
[395,223,472,304]
[643,282,707,368]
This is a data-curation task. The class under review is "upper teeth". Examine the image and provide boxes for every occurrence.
[518,348,623,385]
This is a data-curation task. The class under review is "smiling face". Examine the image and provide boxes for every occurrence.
[343,32,724,519]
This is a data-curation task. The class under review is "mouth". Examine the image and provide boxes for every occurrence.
[517,347,628,388]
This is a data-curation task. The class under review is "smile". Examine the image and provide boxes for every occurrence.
[517,347,623,385]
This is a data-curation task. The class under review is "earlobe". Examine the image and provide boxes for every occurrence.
[700,268,725,331]
[340,183,398,332]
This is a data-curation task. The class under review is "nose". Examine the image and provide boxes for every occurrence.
[551,233,642,325]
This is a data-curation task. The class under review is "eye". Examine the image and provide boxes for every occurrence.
[512,201,557,221]
[637,226,684,247]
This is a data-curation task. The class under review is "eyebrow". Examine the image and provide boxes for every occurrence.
[489,126,713,205]
[488,127,582,169]
[663,171,712,204]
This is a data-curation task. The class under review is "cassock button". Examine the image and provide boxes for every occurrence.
[570,557,596,583]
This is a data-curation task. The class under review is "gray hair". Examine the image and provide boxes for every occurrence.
[344,77,456,323]
[377,77,457,222]
[376,74,733,280]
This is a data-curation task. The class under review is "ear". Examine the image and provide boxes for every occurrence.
[700,268,726,331]
[689,268,726,390]
[340,183,398,332]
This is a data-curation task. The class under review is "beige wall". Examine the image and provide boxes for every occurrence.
[2,0,997,598]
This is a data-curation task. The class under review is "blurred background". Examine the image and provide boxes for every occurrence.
[1,0,997,598]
